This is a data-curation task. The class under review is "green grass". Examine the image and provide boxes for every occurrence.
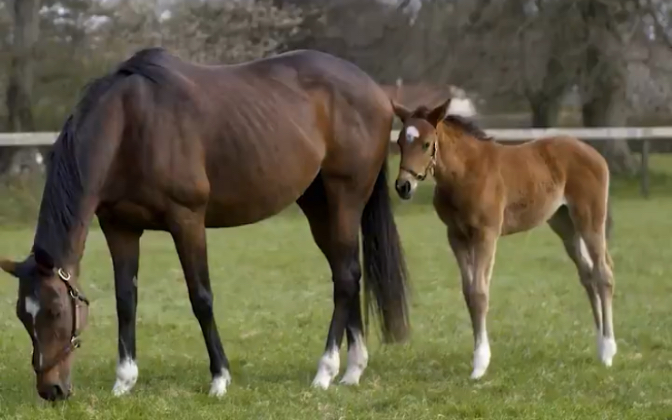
[1,158,672,419]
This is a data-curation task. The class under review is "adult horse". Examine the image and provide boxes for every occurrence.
[391,98,615,380]
[0,48,410,401]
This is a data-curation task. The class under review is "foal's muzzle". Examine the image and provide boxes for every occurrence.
[395,178,415,200]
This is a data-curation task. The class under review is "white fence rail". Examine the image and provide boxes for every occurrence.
[2,127,670,197]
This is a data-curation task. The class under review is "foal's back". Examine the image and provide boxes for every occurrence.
[495,135,610,235]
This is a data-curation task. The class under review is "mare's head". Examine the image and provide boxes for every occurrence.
[0,248,89,401]
[391,98,451,200]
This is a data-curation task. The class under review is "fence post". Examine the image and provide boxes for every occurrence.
[641,138,650,198]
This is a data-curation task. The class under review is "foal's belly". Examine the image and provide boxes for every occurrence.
[501,193,565,235]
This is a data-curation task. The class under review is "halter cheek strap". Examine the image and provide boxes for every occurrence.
[33,268,90,375]
[400,140,438,181]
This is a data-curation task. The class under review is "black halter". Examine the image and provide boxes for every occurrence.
[33,268,89,374]
[400,141,437,181]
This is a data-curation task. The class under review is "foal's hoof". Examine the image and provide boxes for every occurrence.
[208,370,231,398]
[599,337,617,367]
[470,344,491,380]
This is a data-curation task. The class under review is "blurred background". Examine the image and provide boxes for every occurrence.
[0,0,671,222]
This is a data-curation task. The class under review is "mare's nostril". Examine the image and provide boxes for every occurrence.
[38,384,67,401]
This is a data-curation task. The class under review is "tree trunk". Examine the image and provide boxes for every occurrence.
[579,0,637,176]
[1,0,41,176]
[529,93,562,128]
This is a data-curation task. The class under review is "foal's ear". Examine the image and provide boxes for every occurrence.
[427,98,452,127]
[391,100,412,123]
[0,259,18,277]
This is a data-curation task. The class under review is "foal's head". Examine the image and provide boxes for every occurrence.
[391,98,451,199]
[0,248,89,401]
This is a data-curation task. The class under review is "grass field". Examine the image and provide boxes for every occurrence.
[1,156,672,419]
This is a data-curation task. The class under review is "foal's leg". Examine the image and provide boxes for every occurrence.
[168,208,230,396]
[447,228,484,377]
[466,228,498,380]
[297,178,366,389]
[571,208,616,366]
[100,220,143,396]
[547,208,603,349]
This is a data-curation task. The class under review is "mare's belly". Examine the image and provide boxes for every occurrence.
[203,141,324,227]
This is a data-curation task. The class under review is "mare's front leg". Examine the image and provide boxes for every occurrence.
[100,219,143,396]
[466,228,498,380]
[169,208,230,397]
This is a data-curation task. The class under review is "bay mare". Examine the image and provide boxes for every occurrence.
[391,99,615,379]
[0,48,411,401]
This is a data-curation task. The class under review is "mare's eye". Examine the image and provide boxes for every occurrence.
[422,142,430,151]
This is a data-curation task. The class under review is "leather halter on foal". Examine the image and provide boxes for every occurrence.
[400,140,438,181]
[33,268,90,375]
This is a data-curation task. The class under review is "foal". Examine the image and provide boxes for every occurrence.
[392,98,616,379]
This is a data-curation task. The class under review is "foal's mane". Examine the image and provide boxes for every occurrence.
[33,48,179,266]
[410,105,493,142]
[442,115,493,142]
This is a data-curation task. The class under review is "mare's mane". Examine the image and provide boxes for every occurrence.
[32,48,181,266]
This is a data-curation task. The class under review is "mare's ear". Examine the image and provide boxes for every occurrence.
[0,259,19,277]
[391,100,412,123]
[427,98,452,127]
[33,247,55,272]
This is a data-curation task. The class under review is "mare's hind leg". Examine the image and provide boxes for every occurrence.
[168,207,231,397]
[547,207,603,351]
[100,218,143,396]
[297,176,366,389]
[568,201,616,366]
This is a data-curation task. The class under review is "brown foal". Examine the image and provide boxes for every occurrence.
[392,98,616,379]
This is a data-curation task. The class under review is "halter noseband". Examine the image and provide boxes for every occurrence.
[34,267,90,375]
[400,140,438,181]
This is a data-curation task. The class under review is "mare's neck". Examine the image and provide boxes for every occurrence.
[32,123,107,273]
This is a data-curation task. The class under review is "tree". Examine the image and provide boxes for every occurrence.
[1,0,41,175]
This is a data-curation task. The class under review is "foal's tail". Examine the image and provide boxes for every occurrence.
[361,159,411,344]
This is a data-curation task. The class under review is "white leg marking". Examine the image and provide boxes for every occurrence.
[471,332,491,380]
[112,358,139,396]
[578,239,594,270]
[311,348,340,390]
[209,369,232,397]
[340,334,369,386]
[600,336,617,367]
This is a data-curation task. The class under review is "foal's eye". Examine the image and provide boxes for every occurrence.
[422,142,430,151]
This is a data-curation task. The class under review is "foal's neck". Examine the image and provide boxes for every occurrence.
[433,124,487,187]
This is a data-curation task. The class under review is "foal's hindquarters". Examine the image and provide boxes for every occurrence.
[440,136,616,380]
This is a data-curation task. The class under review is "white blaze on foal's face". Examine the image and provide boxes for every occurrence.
[405,125,420,143]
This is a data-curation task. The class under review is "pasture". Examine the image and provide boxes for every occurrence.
[0,156,671,419]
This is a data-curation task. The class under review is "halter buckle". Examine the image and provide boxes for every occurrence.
[57,268,71,282]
